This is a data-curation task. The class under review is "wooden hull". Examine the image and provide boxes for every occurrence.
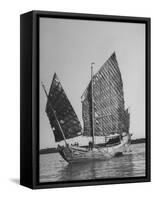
[58,134,131,163]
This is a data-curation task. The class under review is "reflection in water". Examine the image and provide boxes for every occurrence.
[40,143,145,183]
[58,154,134,181]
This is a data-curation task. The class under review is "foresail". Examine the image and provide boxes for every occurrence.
[81,52,129,137]
[46,73,82,142]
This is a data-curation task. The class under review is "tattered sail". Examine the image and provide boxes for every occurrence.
[46,73,82,142]
[81,52,130,137]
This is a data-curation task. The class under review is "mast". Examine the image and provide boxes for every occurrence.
[41,82,48,97]
[51,108,67,146]
[91,63,95,147]
[41,82,67,146]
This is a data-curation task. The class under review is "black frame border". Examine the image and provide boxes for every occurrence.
[21,10,151,189]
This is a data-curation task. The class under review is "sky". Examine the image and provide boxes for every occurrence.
[39,17,145,149]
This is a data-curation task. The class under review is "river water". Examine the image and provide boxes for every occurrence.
[39,143,145,183]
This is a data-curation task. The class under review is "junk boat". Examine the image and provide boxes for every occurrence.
[42,52,131,163]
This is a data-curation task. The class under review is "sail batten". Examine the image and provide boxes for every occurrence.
[82,52,130,137]
[46,73,82,142]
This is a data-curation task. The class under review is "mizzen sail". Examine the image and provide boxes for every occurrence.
[81,52,130,137]
[46,73,82,142]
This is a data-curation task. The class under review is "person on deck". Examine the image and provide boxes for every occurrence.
[89,141,93,150]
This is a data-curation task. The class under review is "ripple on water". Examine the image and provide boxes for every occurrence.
[40,143,146,182]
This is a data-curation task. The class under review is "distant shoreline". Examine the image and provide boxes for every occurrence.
[131,138,145,144]
[39,138,145,155]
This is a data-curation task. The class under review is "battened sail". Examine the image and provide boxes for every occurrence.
[81,52,130,137]
[46,73,82,142]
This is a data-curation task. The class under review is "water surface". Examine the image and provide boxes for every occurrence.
[40,143,145,182]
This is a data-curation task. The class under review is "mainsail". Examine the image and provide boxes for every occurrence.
[45,73,82,142]
[81,52,130,137]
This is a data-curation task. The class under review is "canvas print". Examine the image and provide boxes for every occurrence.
[39,17,146,183]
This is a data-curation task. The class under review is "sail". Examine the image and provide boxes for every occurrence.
[123,108,130,133]
[81,52,130,137]
[46,73,82,142]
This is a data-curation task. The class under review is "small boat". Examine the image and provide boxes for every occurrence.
[42,52,132,163]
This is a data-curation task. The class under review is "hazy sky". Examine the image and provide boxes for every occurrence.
[39,17,145,149]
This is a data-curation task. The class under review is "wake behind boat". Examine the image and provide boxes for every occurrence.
[42,52,132,163]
